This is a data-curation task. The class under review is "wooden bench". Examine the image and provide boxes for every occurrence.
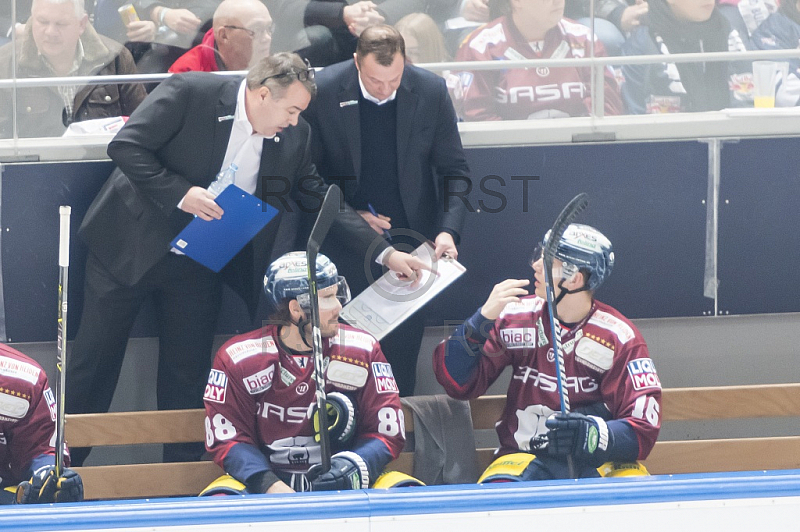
[67,383,800,500]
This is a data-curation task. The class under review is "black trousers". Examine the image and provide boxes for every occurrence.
[66,252,222,465]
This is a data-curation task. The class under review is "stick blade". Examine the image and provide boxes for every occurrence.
[543,192,589,263]
[307,184,341,257]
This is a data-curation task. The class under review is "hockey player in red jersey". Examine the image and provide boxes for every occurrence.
[434,224,661,481]
[454,0,624,121]
[0,344,83,504]
[202,252,414,495]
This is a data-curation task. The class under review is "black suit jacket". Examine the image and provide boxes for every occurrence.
[302,60,471,243]
[80,71,381,315]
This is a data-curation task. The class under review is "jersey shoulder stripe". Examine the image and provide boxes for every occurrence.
[587,310,636,344]
[225,336,278,364]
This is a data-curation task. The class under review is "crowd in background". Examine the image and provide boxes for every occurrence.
[2,0,800,138]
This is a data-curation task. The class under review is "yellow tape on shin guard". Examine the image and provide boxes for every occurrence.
[199,474,248,496]
[477,453,536,483]
[372,471,426,488]
[597,461,649,477]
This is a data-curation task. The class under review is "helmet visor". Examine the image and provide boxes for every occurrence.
[297,276,350,311]
[530,244,578,282]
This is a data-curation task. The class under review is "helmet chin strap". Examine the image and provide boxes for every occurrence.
[554,278,589,306]
[296,316,314,350]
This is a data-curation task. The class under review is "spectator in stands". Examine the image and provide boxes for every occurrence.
[621,0,752,113]
[458,0,647,56]
[137,0,217,49]
[395,12,470,119]
[0,0,147,138]
[433,224,662,481]
[170,0,272,73]
[718,0,777,49]
[302,25,471,396]
[200,252,423,495]
[92,0,159,69]
[0,343,83,505]
[65,52,429,466]
[455,0,623,120]
[265,0,458,67]
[750,0,800,106]
[395,12,448,64]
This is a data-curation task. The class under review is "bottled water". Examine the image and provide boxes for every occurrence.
[208,163,238,197]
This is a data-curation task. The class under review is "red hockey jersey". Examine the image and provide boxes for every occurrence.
[205,324,404,475]
[0,345,61,487]
[455,16,624,120]
[434,296,661,460]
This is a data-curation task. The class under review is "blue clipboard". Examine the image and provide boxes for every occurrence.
[170,185,278,272]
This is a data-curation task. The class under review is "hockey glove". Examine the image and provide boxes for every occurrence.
[308,452,369,491]
[16,466,84,504]
[545,412,604,463]
[313,392,357,445]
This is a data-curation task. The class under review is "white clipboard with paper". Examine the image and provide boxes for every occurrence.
[340,242,466,340]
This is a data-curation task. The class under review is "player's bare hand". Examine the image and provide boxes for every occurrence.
[434,232,458,260]
[126,20,157,42]
[357,210,391,234]
[180,187,224,221]
[383,250,432,288]
[461,0,490,22]
[164,8,202,34]
[481,279,530,320]
[620,2,648,31]
[266,480,294,494]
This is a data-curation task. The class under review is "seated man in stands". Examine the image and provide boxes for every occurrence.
[169,0,273,73]
[0,343,83,505]
[433,224,661,481]
[454,0,623,120]
[621,0,752,113]
[201,252,421,495]
[0,0,146,138]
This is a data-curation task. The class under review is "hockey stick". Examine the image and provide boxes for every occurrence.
[306,184,342,475]
[542,193,588,479]
[55,206,71,477]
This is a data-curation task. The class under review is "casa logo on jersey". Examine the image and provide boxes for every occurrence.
[372,362,398,394]
[327,360,368,391]
[43,387,57,421]
[0,391,30,419]
[627,358,661,390]
[500,327,537,349]
[0,356,41,385]
[495,82,586,104]
[243,365,275,395]
[204,370,228,403]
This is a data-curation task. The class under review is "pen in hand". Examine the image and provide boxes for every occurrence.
[367,203,392,242]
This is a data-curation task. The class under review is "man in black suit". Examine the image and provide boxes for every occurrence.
[66,52,427,465]
[302,25,471,396]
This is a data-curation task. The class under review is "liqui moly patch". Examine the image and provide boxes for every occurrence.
[204,369,228,403]
[372,362,398,394]
[627,358,661,390]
